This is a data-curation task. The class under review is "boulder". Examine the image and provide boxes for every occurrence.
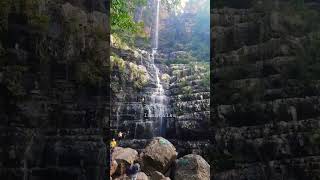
[112,147,138,175]
[151,171,171,180]
[113,172,149,180]
[137,172,149,180]
[140,137,177,175]
[174,154,210,180]
[112,147,138,163]
[110,160,118,176]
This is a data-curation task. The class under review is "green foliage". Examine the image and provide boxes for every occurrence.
[180,78,188,86]
[129,62,149,89]
[111,0,148,48]
[111,54,149,90]
[111,0,146,33]
[161,73,170,82]
[182,86,192,95]
[111,55,126,73]
[166,58,191,65]
[166,52,198,65]
[201,71,210,87]
[111,0,180,48]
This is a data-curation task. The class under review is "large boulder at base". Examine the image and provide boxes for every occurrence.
[140,137,177,175]
[151,171,171,180]
[112,147,138,163]
[174,154,210,180]
[111,160,118,176]
[113,172,149,180]
[112,147,138,175]
[137,172,149,180]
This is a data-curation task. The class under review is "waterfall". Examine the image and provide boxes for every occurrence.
[154,0,160,49]
[116,104,122,130]
[146,0,168,137]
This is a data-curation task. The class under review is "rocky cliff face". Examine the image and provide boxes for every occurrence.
[211,0,320,179]
[111,50,211,159]
[110,1,210,169]
[0,0,109,179]
[168,63,210,157]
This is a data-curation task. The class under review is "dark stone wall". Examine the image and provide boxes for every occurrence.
[211,0,320,179]
[0,0,110,179]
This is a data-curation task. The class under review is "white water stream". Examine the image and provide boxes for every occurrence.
[132,0,169,138]
[147,0,168,136]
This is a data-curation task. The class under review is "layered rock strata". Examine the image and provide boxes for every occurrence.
[211,1,320,179]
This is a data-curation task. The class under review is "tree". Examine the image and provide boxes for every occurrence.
[111,0,180,34]
[111,0,146,33]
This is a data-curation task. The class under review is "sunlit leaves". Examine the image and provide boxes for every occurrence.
[111,0,147,33]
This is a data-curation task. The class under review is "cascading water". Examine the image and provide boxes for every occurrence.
[131,0,169,138]
[154,0,160,49]
[147,0,169,137]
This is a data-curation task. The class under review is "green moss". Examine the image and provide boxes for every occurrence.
[201,72,210,87]
[179,79,187,86]
[129,62,149,89]
[111,54,149,90]
[111,34,131,50]
[111,55,126,73]
[182,86,192,95]
[161,73,170,82]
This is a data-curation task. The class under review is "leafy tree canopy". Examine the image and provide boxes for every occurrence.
[111,0,146,34]
[111,0,180,34]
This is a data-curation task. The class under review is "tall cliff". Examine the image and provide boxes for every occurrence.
[211,0,320,179]
[0,0,109,179]
[110,0,210,162]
